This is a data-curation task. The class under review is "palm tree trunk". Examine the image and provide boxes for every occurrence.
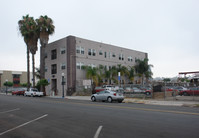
[27,46,30,90]
[32,54,35,87]
[40,44,45,92]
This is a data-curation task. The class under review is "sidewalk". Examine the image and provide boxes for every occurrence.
[47,95,199,107]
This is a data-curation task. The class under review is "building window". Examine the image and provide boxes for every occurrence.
[88,64,96,68]
[104,52,107,58]
[13,74,20,87]
[88,49,96,56]
[76,62,84,70]
[51,49,57,60]
[45,66,48,72]
[128,56,133,62]
[99,50,103,55]
[60,48,66,54]
[44,53,47,58]
[112,53,116,57]
[108,52,112,59]
[119,54,124,60]
[76,46,80,54]
[51,64,57,74]
[77,46,84,54]
[81,47,85,54]
[61,63,66,70]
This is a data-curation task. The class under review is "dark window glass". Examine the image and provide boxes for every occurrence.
[88,49,92,56]
[99,50,103,55]
[51,49,57,60]
[61,50,65,54]
[51,64,57,74]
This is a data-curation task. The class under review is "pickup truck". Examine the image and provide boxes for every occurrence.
[24,88,44,97]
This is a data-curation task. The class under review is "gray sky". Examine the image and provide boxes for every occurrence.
[0,0,198,78]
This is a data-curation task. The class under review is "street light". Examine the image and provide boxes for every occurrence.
[62,73,65,98]
[5,79,8,95]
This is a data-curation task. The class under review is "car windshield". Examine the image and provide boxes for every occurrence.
[32,89,38,92]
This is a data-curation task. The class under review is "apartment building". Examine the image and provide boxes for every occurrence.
[44,36,148,96]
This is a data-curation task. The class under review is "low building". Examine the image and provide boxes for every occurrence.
[0,70,33,88]
[44,35,148,96]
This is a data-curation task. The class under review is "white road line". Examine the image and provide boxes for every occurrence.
[94,125,103,138]
[0,114,48,136]
[0,108,20,114]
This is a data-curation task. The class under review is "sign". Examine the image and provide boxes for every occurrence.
[118,72,120,80]
[83,79,91,86]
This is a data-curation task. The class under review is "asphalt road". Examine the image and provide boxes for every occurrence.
[0,95,199,138]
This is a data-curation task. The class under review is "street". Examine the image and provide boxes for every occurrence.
[0,95,199,138]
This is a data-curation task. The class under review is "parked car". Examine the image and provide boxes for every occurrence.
[173,86,187,92]
[132,87,145,93]
[91,90,124,103]
[93,87,105,94]
[124,87,132,92]
[12,88,26,96]
[24,88,44,97]
[161,86,174,92]
[102,85,113,90]
[179,87,199,96]
[139,87,152,95]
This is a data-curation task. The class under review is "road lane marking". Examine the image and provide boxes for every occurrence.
[71,102,199,116]
[0,114,48,136]
[94,125,103,138]
[0,108,20,114]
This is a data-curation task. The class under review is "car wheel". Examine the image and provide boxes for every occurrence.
[183,92,189,96]
[107,97,112,103]
[118,100,123,103]
[91,96,96,102]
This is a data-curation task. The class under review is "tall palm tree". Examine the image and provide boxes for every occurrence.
[97,65,104,86]
[27,17,39,87]
[36,15,55,91]
[18,15,33,90]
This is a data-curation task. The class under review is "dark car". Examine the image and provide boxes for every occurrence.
[179,87,199,96]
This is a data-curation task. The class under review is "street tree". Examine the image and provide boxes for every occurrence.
[18,15,34,90]
[36,15,55,91]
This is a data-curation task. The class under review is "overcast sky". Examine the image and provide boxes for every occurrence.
[0,0,198,78]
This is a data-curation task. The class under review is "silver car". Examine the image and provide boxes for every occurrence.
[91,90,124,103]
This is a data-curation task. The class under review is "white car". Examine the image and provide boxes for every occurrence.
[102,85,113,90]
[24,88,44,97]
[91,90,124,103]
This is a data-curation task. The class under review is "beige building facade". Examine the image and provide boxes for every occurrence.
[0,70,32,88]
[44,36,148,96]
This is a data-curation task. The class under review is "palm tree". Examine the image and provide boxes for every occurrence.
[27,17,39,87]
[97,65,105,86]
[18,15,34,90]
[128,66,135,84]
[134,58,153,85]
[36,15,55,91]
[82,65,98,90]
